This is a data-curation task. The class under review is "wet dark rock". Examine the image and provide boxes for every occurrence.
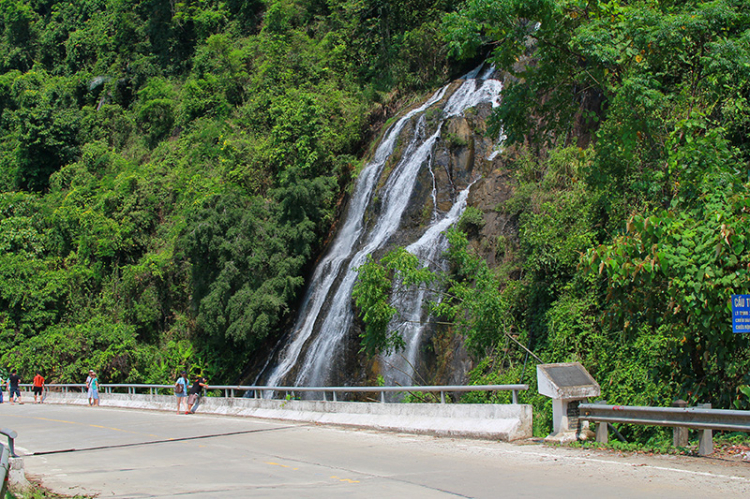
[257,70,517,392]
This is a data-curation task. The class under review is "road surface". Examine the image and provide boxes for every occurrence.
[3,403,750,498]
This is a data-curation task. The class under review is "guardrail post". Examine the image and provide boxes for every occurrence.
[0,429,18,458]
[672,400,689,448]
[698,403,713,456]
[333,392,337,402]
[595,421,608,444]
[593,400,608,444]
[381,391,385,403]
[322,391,327,402]
[440,391,445,404]
[512,390,518,405]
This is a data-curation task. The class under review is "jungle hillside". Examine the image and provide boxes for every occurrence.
[1,0,750,426]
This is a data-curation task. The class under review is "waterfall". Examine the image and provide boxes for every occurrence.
[380,183,474,388]
[263,66,502,391]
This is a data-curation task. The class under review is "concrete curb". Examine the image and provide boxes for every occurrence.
[44,392,532,441]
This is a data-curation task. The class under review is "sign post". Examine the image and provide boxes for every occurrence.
[537,362,600,442]
[732,295,750,333]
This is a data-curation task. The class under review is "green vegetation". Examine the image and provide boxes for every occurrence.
[354,0,750,438]
[570,431,750,459]
[0,0,459,384]
[1,0,749,444]
[8,478,93,498]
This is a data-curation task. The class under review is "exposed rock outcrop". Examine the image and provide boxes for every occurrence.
[259,68,516,392]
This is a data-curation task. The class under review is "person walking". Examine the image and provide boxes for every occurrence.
[89,371,100,406]
[175,371,188,414]
[85,370,94,405]
[186,375,208,414]
[33,371,45,403]
[0,372,4,404]
[8,370,21,404]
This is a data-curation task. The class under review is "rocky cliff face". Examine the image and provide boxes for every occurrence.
[259,69,518,392]
[373,81,519,387]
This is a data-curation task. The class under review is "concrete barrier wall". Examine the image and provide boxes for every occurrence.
[44,391,533,441]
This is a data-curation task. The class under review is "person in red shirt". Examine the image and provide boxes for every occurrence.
[33,372,45,403]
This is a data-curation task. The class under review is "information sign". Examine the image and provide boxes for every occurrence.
[732,295,750,333]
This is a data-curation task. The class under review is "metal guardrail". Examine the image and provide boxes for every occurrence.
[0,430,17,459]
[20,383,529,404]
[0,444,10,499]
[0,428,16,497]
[0,442,8,498]
[579,403,750,432]
[579,402,750,456]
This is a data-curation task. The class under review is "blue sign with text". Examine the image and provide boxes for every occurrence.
[732,295,750,333]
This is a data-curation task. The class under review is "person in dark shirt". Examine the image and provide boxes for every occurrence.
[8,370,21,404]
[186,376,208,414]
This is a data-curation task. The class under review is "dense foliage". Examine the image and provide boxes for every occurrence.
[355,0,750,435]
[2,0,749,438]
[0,0,459,383]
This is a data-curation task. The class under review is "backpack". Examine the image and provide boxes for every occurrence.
[174,379,184,394]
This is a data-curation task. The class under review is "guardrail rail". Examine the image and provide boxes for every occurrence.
[579,402,750,455]
[0,442,8,498]
[18,383,529,404]
[0,428,17,497]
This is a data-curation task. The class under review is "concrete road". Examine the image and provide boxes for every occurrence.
[3,403,750,498]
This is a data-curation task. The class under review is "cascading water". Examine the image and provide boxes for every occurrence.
[380,182,474,388]
[263,66,502,392]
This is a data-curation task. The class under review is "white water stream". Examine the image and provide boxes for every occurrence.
[264,67,502,390]
[380,182,474,388]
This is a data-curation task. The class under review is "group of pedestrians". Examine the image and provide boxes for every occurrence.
[0,369,100,406]
[0,368,208,414]
[85,370,100,406]
[175,371,208,414]
[0,370,47,404]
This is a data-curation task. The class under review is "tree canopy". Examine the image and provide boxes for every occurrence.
[0,0,459,383]
[2,1,749,437]
[355,0,750,428]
